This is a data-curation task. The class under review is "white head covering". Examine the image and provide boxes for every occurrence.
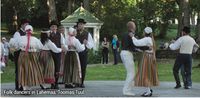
[41,30,50,33]
[68,27,75,35]
[25,25,33,34]
[2,37,6,40]
[144,27,152,34]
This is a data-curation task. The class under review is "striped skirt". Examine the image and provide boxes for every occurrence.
[39,50,55,84]
[18,52,44,87]
[135,52,159,87]
[58,51,66,83]
[63,51,82,84]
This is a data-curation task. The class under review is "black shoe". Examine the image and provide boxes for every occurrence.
[17,86,24,91]
[54,84,59,89]
[79,84,85,88]
[40,85,46,90]
[50,84,55,89]
[184,86,192,89]
[65,84,75,88]
[150,89,153,93]
[174,85,181,89]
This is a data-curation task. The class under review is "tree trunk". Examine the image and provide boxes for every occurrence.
[47,0,57,23]
[159,22,169,38]
[182,0,190,27]
[68,0,72,15]
[196,12,200,45]
[84,0,90,11]
[177,0,190,37]
[191,11,196,26]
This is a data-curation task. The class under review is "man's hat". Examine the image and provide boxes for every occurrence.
[20,19,30,25]
[76,18,87,24]
[50,20,59,26]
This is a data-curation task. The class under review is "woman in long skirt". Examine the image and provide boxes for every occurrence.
[131,27,159,97]
[39,29,62,88]
[63,27,85,88]
[13,25,44,90]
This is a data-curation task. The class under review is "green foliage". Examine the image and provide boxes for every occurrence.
[87,49,102,64]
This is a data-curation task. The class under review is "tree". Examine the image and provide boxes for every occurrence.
[157,0,178,38]
[176,0,190,37]
[47,0,57,23]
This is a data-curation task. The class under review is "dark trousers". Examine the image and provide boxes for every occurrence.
[79,50,88,85]
[113,49,118,65]
[51,52,61,85]
[102,49,108,64]
[14,50,20,90]
[180,66,186,86]
[173,54,192,87]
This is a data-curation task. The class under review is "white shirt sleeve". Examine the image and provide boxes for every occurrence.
[169,38,182,50]
[36,38,44,50]
[47,40,62,53]
[75,39,85,52]
[132,36,152,46]
[62,38,68,51]
[60,34,65,45]
[9,38,19,49]
[13,32,20,39]
[86,33,94,49]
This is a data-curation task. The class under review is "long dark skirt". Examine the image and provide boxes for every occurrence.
[18,52,44,87]
[63,51,82,84]
[39,50,55,84]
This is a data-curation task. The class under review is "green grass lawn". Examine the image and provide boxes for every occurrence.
[1,59,200,83]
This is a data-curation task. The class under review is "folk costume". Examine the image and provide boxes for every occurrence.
[133,27,159,97]
[39,29,62,84]
[76,19,94,87]
[63,27,85,88]
[11,25,44,90]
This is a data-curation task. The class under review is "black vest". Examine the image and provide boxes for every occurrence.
[18,29,26,36]
[121,32,150,52]
[76,30,89,44]
[49,32,61,48]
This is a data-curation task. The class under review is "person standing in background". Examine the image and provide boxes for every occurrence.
[112,35,119,65]
[1,37,10,66]
[102,37,109,64]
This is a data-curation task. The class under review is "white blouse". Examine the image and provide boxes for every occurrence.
[132,36,153,53]
[64,36,85,52]
[14,36,43,52]
[42,40,62,53]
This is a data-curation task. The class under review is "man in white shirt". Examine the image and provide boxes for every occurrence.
[169,26,199,89]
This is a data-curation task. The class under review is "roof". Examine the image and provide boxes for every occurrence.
[61,6,103,24]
